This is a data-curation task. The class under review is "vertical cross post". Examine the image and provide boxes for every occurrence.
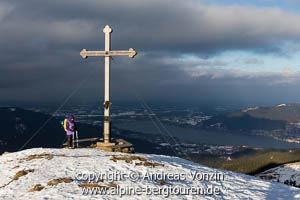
[103,25,112,143]
[80,25,137,145]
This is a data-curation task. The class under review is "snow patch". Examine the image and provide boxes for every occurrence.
[258,161,300,188]
[0,148,299,199]
[277,104,287,107]
[9,108,16,112]
[242,107,259,113]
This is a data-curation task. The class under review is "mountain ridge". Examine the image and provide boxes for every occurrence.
[230,103,300,122]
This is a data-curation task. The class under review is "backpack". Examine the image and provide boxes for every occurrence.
[61,119,68,132]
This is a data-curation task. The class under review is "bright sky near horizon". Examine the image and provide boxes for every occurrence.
[206,0,300,12]
[184,0,300,75]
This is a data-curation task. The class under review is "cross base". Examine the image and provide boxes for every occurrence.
[96,138,134,153]
[96,141,116,147]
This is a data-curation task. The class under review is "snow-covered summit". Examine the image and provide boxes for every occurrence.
[0,148,300,200]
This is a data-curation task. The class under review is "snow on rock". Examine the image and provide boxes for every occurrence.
[276,104,287,107]
[242,107,259,113]
[0,148,299,200]
[257,162,300,188]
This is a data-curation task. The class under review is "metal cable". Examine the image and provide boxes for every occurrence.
[18,61,96,151]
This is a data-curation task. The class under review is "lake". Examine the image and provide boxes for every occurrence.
[114,120,300,149]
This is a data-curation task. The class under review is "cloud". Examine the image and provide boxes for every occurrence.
[0,2,14,21]
[162,58,228,68]
[2,1,300,55]
[1,0,300,106]
[189,67,300,79]
[244,58,265,65]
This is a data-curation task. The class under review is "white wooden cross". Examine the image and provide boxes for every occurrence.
[80,25,137,143]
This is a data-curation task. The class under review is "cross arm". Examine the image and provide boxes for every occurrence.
[80,48,137,59]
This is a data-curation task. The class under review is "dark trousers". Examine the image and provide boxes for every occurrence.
[67,135,73,148]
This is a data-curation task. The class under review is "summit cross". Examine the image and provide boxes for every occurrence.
[80,25,137,144]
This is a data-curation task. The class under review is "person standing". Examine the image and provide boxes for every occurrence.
[63,115,76,148]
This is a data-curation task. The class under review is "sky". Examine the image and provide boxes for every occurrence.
[1,0,300,108]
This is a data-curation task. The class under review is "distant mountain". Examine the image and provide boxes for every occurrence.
[0,107,173,155]
[0,107,66,153]
[200,103,300,132]
[230,103,300,122]
[203,113,286,131]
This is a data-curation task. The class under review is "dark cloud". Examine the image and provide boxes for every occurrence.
[2,1,300,54]
[1,0,300,106]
